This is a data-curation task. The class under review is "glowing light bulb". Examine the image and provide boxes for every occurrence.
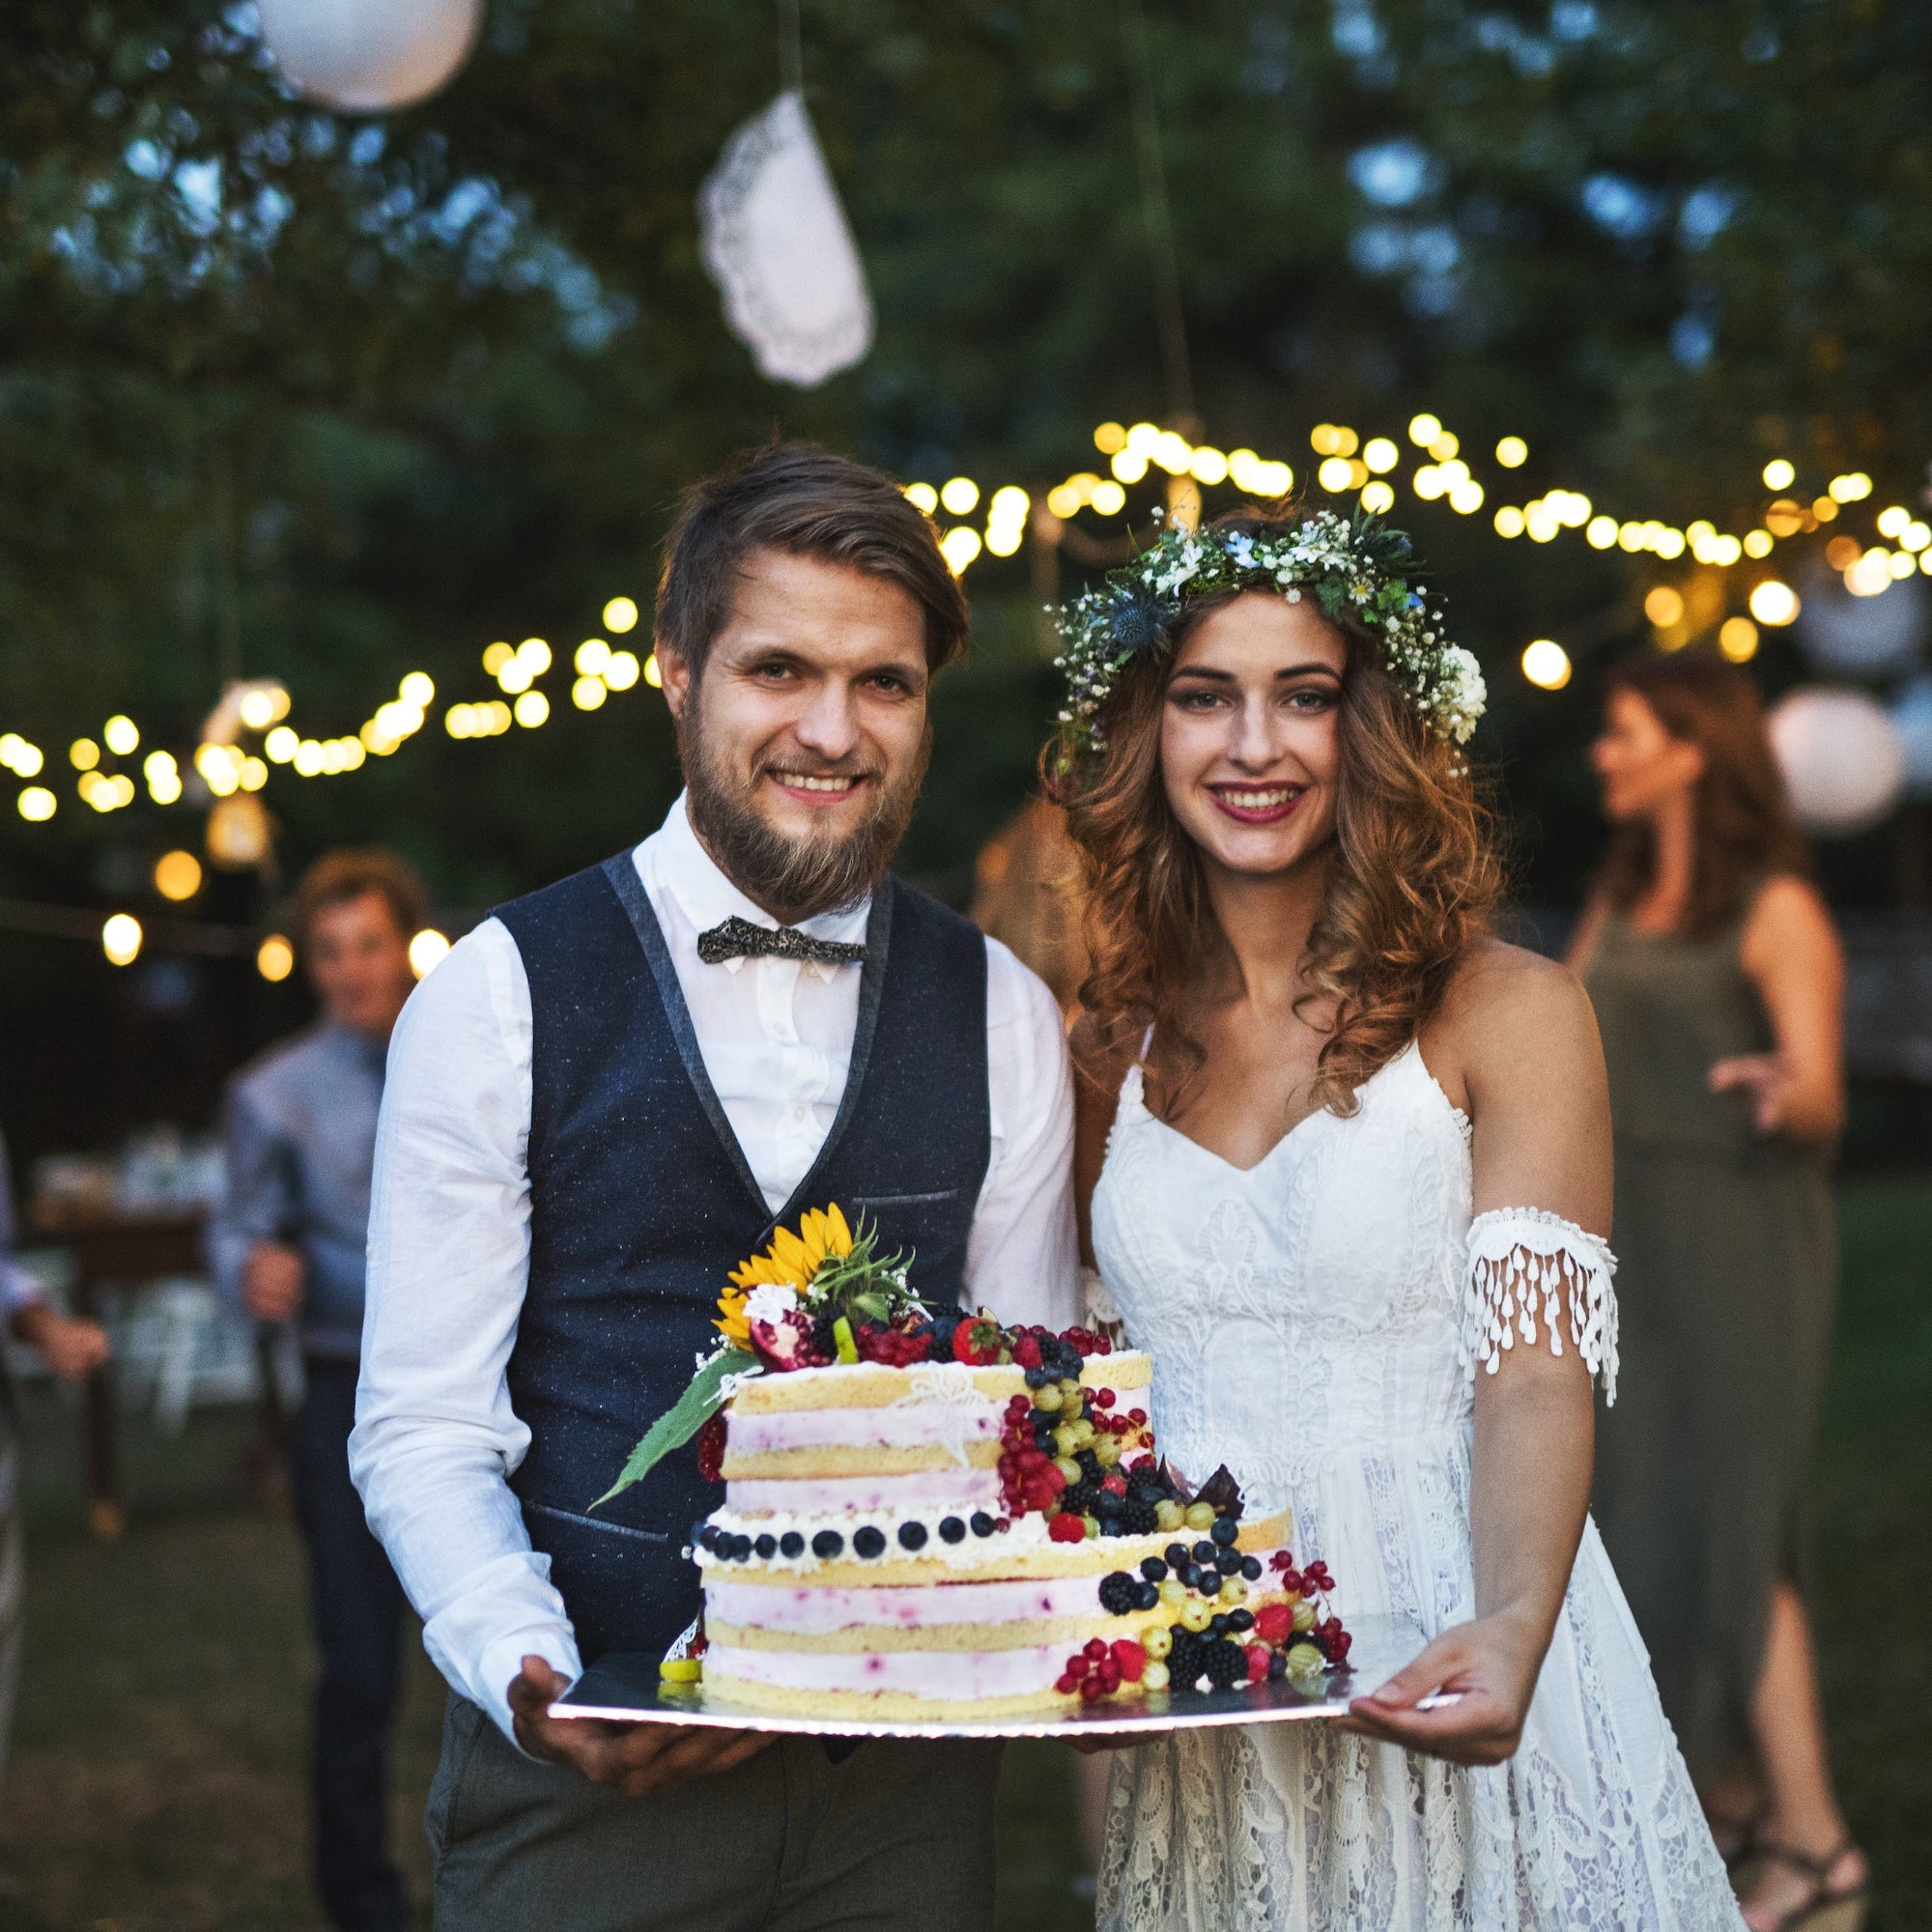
[257,934,296,982]
[1762,459,1795,491]
[1363,438,1399,474]
[1644,586,1686,627]
[572,675,608,710]
[101,914,142,966]
[1719,616,1759,663]
[1407,413,1442,445]
[399,671,436,708]
[154,850,202,901]
[409,929,450,979]
[1521,639,1572,690]
[1495,437,1528,469]
[607,650,641,692]
[16,786,54,821]
[1094,422,1127,455]
[1748,580,1800,626]
[103,715,139,756]
[602,597,639,634]
[940,477,980,516]
[513,690,550,728]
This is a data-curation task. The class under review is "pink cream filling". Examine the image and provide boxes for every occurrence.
[726,1406,1000,1454]
[705,1642,1067,1699]
[704,1575,1107,1632]
[724,1469,1002,1515]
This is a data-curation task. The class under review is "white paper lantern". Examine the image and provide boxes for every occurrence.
[257,0,481,113]
[1794,562,1927,676]
[1767,686,1907,837]
[699,91,874,388]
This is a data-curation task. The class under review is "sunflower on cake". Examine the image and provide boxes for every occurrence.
[598,1205,1349,1719]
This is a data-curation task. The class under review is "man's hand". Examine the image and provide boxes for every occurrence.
[242,1239,305,1321]
[10,1303,111,1383]
[507,1657,775,1798]
[1334,1609,1542,1767]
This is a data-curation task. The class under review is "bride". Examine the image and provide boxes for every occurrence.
[1052,509,1745,1929]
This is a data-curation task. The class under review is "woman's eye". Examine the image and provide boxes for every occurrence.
[1284,687,1335,712]
[1173,688,1224,710]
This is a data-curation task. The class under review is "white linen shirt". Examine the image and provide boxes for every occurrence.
[351,794,1078,1744]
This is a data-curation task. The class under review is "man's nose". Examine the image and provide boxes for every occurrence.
[791,681,862,762]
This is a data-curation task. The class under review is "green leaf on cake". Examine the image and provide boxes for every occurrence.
[590,1348,759,1510]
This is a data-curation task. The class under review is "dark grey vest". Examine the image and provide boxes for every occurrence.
[494,854,990,1662]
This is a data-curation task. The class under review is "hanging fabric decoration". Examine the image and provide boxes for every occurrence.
[699,91,874,388]
[257,0,481,113]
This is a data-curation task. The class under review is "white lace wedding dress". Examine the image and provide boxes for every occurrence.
[1090,1041,1745,1931]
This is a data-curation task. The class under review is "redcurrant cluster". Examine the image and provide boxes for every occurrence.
[1056,1635,1149,1700]
[1267,1550,1351,1665]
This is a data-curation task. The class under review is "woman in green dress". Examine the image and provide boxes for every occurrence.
[1570,652,1867,1932]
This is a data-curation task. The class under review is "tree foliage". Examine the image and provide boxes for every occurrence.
[1,0,1928,915]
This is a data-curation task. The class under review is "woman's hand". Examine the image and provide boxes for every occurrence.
[1709,1051,1810,1136]
[1336,1608,1547,1766]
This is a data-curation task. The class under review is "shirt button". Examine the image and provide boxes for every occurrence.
[792,1104,808,1122]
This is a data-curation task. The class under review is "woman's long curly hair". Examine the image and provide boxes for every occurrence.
[1594,650,1808,936]
[1048,509,1502,1118]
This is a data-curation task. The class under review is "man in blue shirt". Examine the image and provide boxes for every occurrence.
[213,850,426,1932]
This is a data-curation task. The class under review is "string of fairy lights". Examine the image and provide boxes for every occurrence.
[5,415,1924,973]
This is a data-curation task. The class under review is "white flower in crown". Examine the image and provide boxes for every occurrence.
[1434,644,1489,744]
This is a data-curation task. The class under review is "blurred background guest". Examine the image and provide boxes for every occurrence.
[1,1124,110,1801]
[1570,654,1866,1932]
[210,851,426,1932]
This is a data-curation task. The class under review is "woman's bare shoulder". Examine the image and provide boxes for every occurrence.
[1435,938,1601,1073]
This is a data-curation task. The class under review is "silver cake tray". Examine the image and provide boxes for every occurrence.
[552,1612,1458,1740]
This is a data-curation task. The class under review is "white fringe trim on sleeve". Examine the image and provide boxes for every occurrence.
[1461,1207,1620,1406]
[1080,1264,1122,1329]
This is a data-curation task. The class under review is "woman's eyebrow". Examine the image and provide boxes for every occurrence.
[1169,661,1342,684]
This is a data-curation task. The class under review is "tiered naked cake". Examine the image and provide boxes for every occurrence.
[605,1208,1349,1719]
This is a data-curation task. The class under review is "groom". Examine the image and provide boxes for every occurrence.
[351,441,1077,1928]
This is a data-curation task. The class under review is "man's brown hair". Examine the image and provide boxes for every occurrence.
[289,849,428,949]
[653,441,969,674]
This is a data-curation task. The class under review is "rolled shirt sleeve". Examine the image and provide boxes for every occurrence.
[349,923,581,1744]
[208,1082,291,1314]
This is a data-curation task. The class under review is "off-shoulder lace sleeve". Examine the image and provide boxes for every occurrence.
[1460,1208,1620,1406]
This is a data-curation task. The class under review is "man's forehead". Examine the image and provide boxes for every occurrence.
[713,554,927,667]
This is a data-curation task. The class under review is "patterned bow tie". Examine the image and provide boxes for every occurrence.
[696,915,867,969]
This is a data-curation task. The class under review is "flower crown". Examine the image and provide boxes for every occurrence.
[1052,506,1486,753]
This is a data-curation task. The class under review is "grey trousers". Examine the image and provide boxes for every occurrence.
[427,1694,1004,1931]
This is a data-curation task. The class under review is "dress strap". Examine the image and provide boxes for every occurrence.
[1460,1207,1620,1406]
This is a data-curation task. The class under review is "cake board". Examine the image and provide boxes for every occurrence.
[551,1611,1459,1741]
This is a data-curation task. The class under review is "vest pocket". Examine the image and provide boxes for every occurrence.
[524,1498,671,1544]
[848,1188,960,1208]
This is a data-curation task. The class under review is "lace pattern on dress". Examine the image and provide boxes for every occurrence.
[1461,1207,1620,1406]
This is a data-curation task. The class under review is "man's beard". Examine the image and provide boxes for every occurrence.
[678,695,931,925]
